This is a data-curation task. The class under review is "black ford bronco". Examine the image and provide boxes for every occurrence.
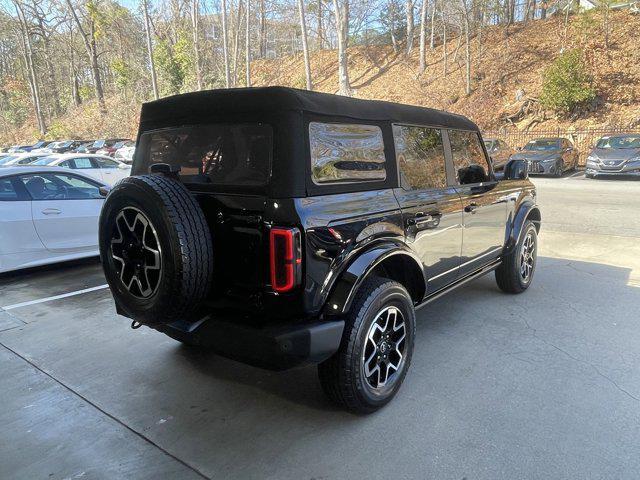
[99,87,540,413]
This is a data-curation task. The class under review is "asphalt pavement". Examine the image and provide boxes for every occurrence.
[1,173,639,480]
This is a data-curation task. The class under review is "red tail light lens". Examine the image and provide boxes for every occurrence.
[269,227,302,293]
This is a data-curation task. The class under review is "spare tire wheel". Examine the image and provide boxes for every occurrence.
[99,174,213,326]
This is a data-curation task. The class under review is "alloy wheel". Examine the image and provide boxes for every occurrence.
[519,230,535,283]
[362,306,407,390]
[110,207,162,298]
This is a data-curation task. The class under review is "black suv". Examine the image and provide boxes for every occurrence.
[99,87,540,413]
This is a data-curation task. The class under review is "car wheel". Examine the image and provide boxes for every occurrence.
[318,277,416,414]
[495,220,537,294]
[99,174,214,326]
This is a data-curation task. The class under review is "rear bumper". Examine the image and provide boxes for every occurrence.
[157,316,344,371]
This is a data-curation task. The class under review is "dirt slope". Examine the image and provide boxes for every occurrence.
[3,10,639,145]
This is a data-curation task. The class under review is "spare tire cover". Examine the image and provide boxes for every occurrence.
[99,174,213,326]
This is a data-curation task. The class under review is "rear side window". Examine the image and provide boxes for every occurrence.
[393,125,447,190]
[138,124,272,188]
[449,130,491,185]
[0,178,18,201]
[309,122,386,184]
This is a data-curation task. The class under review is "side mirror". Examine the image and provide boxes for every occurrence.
[503,159,528,180]
[98,185,111,198]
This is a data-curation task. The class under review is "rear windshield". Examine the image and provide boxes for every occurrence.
[137,123,272,189]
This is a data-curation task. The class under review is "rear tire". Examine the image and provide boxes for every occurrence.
[99,175,213,326]
[495,220,537,294]
[318,277,416,414]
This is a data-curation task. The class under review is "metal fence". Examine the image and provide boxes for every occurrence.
[483,127,640,166]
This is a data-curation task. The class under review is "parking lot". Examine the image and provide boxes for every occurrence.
[1,173,639,480]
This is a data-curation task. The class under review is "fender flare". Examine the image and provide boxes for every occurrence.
[324,243,426,315]
[504,202,541,255]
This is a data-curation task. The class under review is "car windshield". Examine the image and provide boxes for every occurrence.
[524,139,560,151]
[137,123,273,190]
[596,136,640,149]
[93,140,106,148]
[0,155,18,165]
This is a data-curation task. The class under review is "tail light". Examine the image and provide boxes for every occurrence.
[269,227,302,293]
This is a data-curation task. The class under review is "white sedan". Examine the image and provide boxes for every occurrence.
[0,166,108,273]
[28,153,131,185]
[0,152,53,167]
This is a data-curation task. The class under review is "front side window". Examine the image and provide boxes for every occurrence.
[449,130,491,185]
[393,125,447,190]
[73,158,93,169]
[309,122,386,184]
[19,173,101,200]
[0,178,18,201]
[138,123,272,188]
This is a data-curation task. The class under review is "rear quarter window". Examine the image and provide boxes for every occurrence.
[137,123,272,189]
[309,122,386,184]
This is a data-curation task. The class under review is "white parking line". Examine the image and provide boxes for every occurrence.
[1,284,110,311]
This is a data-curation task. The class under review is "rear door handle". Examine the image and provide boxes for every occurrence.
[464,203,479,213]
[41,208,61,215]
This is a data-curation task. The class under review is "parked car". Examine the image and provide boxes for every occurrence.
[98,87,541,413]
[7,144,34,153]
[484,138,516,171]
[585,134,640,178]
[97,140,134,157]
[114,145,135,164]
[0,166,108,273]
[0,152,52,167]
[28,153,131,185]
[510,137,579,176]
[40,140,85,154]
[30,141,57,153]
[78,138,130,155]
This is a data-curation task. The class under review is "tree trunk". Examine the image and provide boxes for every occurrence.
[259,0,267,57]
[419,0,428,72]
[442,1,447,76]
[221,0,231,87]
[246,0,251,86]
[406,0,414,54]
[430,0,436,49]
[332,0,351,96]
[142,0,159,100]
[192,0,203,90]
[317,0,323,49]
[232,0,243,86]
[460,0,471,95]
[14,2,46,136]
[298,0,313,89]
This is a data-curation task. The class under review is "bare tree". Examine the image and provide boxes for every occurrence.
[14,0,46,135]
[459,0,471,95]
[332,0,351,95]
[221,0,231,87]
[406,0,414,54]
[191,0,203,90]
[298,0,313,89]
[64,0,106,111]
[246,0,251,86]
[441,0,447,76]
[317,0,323,49]
[419,0,428,72]
[142,0,159,100]
[430,0,436,49]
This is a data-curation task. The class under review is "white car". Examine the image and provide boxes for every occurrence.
[0,166,108,273]
[0,152,53,167]
[114,145,135,164]
[28,153,131,185]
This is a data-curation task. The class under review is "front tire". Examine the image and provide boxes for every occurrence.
[495,220,537,294]
[318,277,416,414]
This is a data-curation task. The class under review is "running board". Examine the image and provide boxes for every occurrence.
[416,259,502,310]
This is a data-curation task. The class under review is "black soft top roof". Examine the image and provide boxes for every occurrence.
[139,86,478,131]
[136,87,480,197]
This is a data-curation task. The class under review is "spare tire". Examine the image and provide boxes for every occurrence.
[99,174,213,326]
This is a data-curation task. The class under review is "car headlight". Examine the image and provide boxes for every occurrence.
[587,155,599,163]
[628,156,640,166]
[541,157,558,163]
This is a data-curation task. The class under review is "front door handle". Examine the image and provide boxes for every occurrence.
[464,203,479,214]
[41,208,61,215]
[407,212,442,230]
